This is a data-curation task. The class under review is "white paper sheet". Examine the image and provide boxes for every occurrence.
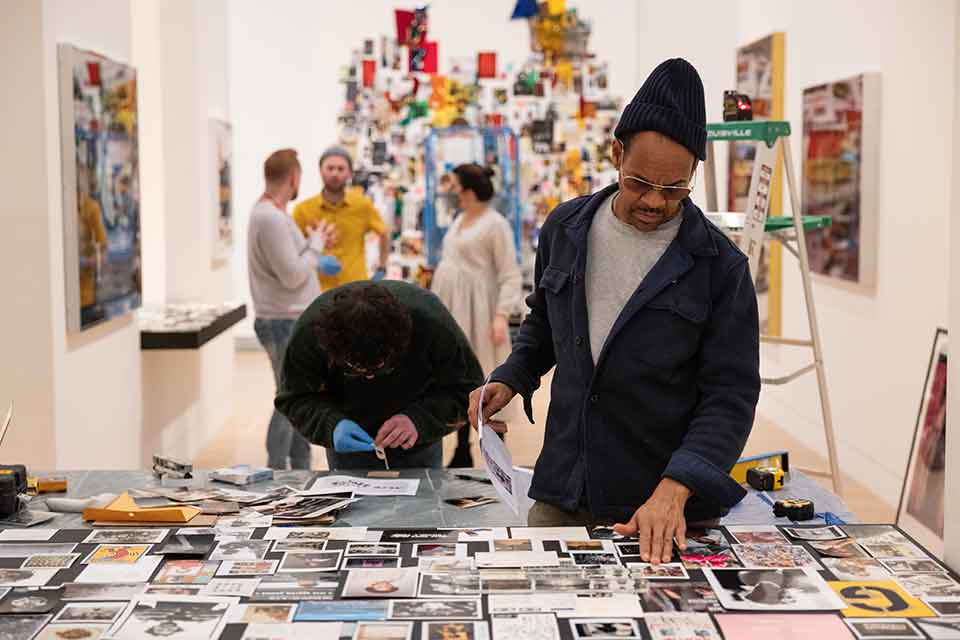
[75,555,163,584]
[0,528,57,542]
[488,593,578,615]
[555,594,645,619]
[474,551,560,568]
[302,476,419,497]
[509,527,590,541]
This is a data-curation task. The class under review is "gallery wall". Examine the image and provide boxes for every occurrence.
[730,0,957,510]
[227,0,643,344]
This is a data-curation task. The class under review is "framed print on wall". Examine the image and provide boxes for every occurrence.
[210,119,233,267]
[897,327,947,558]
[801,73,880,288]
[58,44,142,332]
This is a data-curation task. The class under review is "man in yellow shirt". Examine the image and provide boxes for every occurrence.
[293,147,390,290]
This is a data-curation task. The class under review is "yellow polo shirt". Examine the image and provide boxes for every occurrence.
[292,188,388,290]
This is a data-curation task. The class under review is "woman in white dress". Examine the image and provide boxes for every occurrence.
[431,164,523,467]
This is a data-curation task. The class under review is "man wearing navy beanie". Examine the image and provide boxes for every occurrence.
[471,59,761,564]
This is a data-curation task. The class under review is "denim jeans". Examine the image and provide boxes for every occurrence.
[325,440,443,470]
[254,317,312,470]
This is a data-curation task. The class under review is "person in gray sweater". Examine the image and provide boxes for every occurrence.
[247,148,342,469]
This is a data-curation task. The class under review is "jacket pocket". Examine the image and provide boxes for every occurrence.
[539,266,572,345]
[635,296,708,372]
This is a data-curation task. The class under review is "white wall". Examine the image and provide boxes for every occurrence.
[41,0,144,469]
[229,0,642,342]
[731,0,957,509]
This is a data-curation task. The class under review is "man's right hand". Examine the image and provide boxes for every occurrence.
[467,382,516,433]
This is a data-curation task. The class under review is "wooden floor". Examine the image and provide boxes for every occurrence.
[196,351,892,522]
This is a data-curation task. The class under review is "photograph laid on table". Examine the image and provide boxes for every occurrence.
[200,578,260,598]
[809,539,869,558]
[569,552,619,567]
[354,621,414,640]
[863,543,929,560]
[208,540,272,562]
[639,582,723,613]
[821,558,893,581]
[152,560,219,585]
[418,558,474,573]
[108,597,234,640]
[272,540,328,554]
[704,568,845,611]
[0,615,51,640]
[625,562,690,580]
[481,576,535,594]
[412,543,467,558]
[293,600,390,622]
[844,617,924,639]
[685,528,730,548]
[926,600,960,616]
[35,623,110,640]
[418,572,482,597]
[782,526,848,541]
[490,613,559,640]
[155,535,216,557]
[0,568,61,588]
[679,546,742,570]
[253,574,340,601]
[240,603,295,624]
[915,616,960,639]
[0,544,78,557]
[388,598,483,620]
[345,557,402,570]
[732,544,822,569]
[645,613,721,640]
[143,585,204,597]
[83,529,168,545]
[828,581,935,618]
[561,540,615,554]
[420,621,489,640]
[216,560,279,577]
[895,573,960,599]
[346,543,401,557]
[880,558,945,574]
[725,526,787,545]
[278,551,343,573]
[0,588,61,614]
[21,553,80,570]
[82,544,152,565]
[51,602,126,625]
[61,583,147,601]
[568,618,642,639]
[342,568,420,598]
[489,539,540,553]
[842,526,912,547]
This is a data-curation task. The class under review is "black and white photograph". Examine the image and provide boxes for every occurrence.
[22,553,80,570]
[0,588,61,614]
[278,551,342,572]
[928,600,960,616]
[418,572,482,597]
[0,614,50,640]
[844,618,924,639]
[342,568,420,598]
[842,526,911,547]
[881,558,945,574]
[208,539,272,562]
[216,560,279,577]
[83,529,169,545]
[915,617,960,640]
[614,543,640,557]
[52,602,126,624]
[782,526,848,541]
[490,613,560,640]
[703,567,846,610]
[0,568,59,588]
[570,552,619,567]
[389,598,483,620]
[346,543,401,557]
[61,583,147,601]
[107,597,234,640]
[0,544,77,558]
[272,540,328,554]
[569,618,642,639]
[863,543,928,560]
[895,573,960,599]
[253,573,340,601]
[639,582,723,613]
[155,534,216,557]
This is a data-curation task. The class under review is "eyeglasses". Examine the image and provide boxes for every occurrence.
[620,172,695,201]
[343,360,395,379]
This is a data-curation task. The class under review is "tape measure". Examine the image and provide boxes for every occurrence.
[774,498,815,521]
[747,466,785,492]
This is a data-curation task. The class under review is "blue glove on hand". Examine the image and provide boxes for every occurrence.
[317,255,342,276]
[333,419,375,453]
[371,268,386,281]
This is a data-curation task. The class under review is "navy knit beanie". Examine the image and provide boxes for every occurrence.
[614,58,707,161]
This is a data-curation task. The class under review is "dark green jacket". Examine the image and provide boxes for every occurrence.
[275,281,484,448]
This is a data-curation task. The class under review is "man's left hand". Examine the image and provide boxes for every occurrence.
[376,415,418,450]
[613,478,692,565]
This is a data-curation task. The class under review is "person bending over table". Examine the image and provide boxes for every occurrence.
[276,281,484,469]
[468,58,761,563]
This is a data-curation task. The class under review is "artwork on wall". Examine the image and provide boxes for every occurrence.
[897,328,947,558]
[210,119,233,266]
[801,73,880,287]
[58,44,141,332]
[729,33,785,336]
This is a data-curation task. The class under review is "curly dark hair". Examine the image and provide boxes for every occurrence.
[313,284,413,373]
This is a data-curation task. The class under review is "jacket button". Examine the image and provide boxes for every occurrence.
[591,394,599,404]
[575,336,584,346]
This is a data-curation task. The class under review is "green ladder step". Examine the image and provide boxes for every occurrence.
[706,121,792,146]
[765,215,832,232]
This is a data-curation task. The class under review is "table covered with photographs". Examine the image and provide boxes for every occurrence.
[1,469,954,640]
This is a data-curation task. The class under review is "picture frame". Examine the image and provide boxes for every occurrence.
[897,327,948,558]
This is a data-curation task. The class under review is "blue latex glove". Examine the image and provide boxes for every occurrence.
[333,419,375,453]
[371,268,386,281]
[317,255,342,276]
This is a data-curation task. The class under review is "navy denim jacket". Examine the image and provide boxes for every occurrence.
[491,184,761,523]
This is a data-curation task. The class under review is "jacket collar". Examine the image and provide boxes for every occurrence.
[562,182,719,258]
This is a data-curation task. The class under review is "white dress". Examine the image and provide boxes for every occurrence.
[431,209,523,392]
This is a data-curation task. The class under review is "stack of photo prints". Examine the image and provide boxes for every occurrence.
[0,521,956,640]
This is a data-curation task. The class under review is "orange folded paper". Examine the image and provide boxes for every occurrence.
[82,492,200,524]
